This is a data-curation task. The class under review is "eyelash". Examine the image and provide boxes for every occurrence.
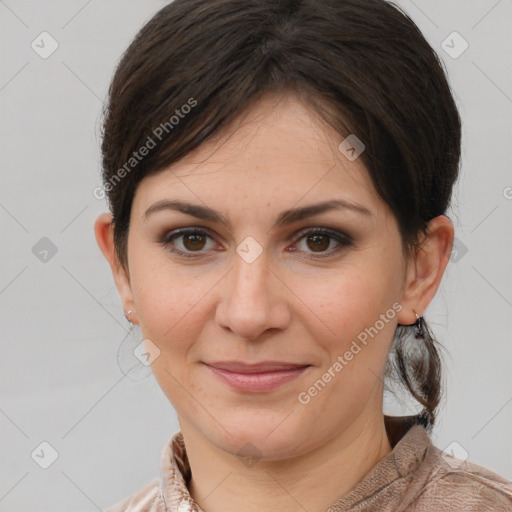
[158,227,353,260]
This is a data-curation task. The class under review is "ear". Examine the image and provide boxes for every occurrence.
[397,215,454,326]
[94,213,138,324]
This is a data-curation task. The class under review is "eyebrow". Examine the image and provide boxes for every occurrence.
[143,198,373,229]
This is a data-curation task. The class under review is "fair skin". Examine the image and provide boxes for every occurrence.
[95,93,454,512]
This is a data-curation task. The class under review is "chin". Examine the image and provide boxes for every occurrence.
[201,409,316,462]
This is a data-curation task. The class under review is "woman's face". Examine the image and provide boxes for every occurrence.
[120,94,413,459]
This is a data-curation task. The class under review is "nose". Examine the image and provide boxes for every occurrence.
[215,249,291,341]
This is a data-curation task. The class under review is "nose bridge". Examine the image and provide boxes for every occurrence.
[216,245,280,339]
[230,247,270,303]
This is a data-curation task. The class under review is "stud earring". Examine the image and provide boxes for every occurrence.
[117,309,152,381]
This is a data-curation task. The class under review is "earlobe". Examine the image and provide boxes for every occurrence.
[94,213,137,320]
[397,215,454,325]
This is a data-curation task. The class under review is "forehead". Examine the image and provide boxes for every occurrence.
[133,93,383,215]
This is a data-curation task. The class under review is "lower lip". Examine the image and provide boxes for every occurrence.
[205,365,310,392]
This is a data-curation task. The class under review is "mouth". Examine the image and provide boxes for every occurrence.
[202,361,312,392]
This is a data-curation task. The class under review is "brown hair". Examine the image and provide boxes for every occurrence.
[100,0,461,429]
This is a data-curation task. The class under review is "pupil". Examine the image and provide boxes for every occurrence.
[308,234,328,251]
[184,233,205,250]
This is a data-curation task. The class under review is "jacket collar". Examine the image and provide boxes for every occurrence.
[158,415,430,512]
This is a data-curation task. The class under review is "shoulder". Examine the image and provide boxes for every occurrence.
[411,443,512,511]
[106,477,162,512]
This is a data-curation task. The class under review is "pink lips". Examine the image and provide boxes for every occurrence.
[203,361,311,392]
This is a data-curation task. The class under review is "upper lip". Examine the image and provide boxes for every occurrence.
[204,361,311,373]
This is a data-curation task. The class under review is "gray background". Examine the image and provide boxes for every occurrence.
[1,0,511,510]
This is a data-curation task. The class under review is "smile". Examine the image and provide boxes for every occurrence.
[203,363,311,392]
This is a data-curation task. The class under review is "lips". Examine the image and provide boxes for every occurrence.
[203,361,311,392]
[206,361,310,373]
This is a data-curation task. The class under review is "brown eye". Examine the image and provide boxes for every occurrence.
[182,232,207,251]
[293,228,353,259]
[160,228,216,258]
[306,233,330,252]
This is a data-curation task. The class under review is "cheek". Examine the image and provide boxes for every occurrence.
[129,261,213,406]
[135,281,208,351]
[127,245,210,356]
[293,267,400,418]
[290,250,403,403]
[295,261,400,344]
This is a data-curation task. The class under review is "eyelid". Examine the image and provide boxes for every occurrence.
[292,226,353,244]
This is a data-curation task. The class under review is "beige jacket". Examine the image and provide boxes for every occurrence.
[106,416,512,511]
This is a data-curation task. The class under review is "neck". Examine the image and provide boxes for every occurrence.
[180,411,393,512]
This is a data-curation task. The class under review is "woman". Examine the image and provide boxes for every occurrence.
[94,0,512,510]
